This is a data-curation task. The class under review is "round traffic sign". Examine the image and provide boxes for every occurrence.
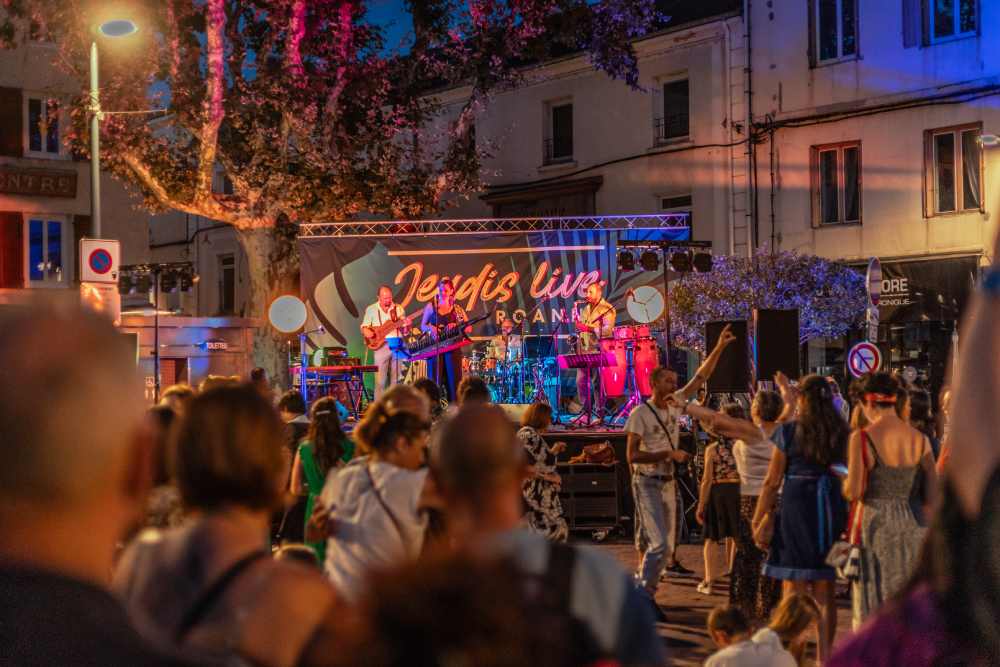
[848,341,881,378]
[88,248,113,275]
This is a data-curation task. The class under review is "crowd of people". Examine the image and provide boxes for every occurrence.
[3,268,1000,666]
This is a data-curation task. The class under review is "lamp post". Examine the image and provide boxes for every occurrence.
[89,19,138,239]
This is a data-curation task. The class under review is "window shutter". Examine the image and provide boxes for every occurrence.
[0,212,24,288]
[923,130,935,217]
[807,0,817,68]
[0,88,23,157]
[902,0,922,47]
[809,147,821,228]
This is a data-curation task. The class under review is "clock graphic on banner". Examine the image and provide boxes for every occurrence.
[626,286,665,324]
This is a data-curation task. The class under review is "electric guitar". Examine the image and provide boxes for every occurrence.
[362,309,420,351]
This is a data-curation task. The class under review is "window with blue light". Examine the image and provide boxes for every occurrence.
[27,218,64,283]
[814,0,858,64]
[813,142,861,226]
[930,0,977,42]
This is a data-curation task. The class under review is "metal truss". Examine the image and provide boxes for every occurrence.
[297,213,690,238]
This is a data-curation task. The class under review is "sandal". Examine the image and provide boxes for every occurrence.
[696,580,713,595]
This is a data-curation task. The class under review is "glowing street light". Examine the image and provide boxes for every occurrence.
[89,19,139,238]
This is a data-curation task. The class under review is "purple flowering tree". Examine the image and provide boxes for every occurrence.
[670,249,867,353]
[0,0,662,369]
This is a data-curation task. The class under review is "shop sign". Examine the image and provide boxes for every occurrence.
[857,257,979,325]
[200,338,228,351]
[0,166,77,198]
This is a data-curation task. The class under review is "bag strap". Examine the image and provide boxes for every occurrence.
[365,463,407,544]
[175,550,270,642]
[541,542,576,610]
[643,400,676,450]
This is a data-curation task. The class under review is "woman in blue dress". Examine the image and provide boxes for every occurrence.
[753,373,848,664]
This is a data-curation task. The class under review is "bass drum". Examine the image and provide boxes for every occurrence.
[599,338,627,397]
[634,338,660,396]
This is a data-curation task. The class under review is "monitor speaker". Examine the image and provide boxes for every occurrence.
[755,309,800,381]
[705,320,749,393]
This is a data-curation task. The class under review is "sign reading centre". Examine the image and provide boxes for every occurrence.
[80,239,121,283]
[847,341,882,378]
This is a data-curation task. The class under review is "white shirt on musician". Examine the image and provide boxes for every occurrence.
[362,302,406,341]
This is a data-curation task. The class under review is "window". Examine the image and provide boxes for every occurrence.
[659,194,693,226]
[811,142,861,226]
[813,0,857,64]
[925,124,982,215]
[930,0,977,42]
[543,102,573,164]
[27,217,64,284]
[25,96,60,156]
[655,79,689,143]
[218,253,235,315]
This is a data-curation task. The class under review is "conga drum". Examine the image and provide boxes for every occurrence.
[599,338,627,397]
[634,337,660,396]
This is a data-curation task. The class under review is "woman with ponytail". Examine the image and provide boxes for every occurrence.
[310,386,437,602]
[291,397,355,561]
[752,373,848,663]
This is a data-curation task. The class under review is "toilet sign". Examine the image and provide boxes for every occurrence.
[847,341,881,378]
[80,239,120,283]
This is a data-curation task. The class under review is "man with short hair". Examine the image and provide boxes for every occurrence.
[361,285,409,399]
[0,296,204,666]
[625,324,735,605]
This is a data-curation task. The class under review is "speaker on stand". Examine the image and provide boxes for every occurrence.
[705,320,750,394]
[754,309,800,383]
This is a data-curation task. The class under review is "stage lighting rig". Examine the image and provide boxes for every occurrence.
[617,249,635,272]
[669,251,692,272]
[639,250,660,271]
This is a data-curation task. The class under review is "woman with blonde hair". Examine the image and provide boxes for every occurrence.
[768,593,822,666]
[311,388,438,602]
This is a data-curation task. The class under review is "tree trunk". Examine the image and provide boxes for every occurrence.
[237,224,300,392]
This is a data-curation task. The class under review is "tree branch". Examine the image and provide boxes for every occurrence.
[195,0,226,202]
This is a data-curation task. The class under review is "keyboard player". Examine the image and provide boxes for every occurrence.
[420,278,471,403]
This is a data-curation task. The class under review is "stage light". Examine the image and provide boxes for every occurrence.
[669,251,692,272]
[693,252,713,272]
[134,273,153,294]
[639,250,660,271]
[117,273,133,295]
[180,270,198,292]
[159,270,179,293]
[617,250,635,272]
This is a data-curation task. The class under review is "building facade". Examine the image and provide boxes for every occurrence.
[749,0,997,391]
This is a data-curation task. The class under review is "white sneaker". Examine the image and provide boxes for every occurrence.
[696,580,713,595]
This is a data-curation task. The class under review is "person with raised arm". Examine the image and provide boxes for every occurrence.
[624,324,736,608]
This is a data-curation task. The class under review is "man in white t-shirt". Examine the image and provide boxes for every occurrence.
[361,285,409,399]
[625,324,735,601]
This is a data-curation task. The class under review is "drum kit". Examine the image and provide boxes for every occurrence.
[458,323,662,423]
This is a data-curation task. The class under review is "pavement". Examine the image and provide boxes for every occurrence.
[593,541,853,666]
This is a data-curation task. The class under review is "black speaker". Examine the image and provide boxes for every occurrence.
[755,309,800,381]
[705,320,749,393]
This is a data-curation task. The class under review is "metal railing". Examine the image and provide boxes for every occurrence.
[542,137,574,164]
[653,115,690,144]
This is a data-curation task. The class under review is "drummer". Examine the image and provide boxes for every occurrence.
[489,318,523,364]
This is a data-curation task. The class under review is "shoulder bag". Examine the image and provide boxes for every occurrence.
[825,431,870,580]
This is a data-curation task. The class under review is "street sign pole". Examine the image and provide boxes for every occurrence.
[866,258,881,342]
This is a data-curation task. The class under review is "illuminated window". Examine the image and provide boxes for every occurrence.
[925,124,982,215]
[813,0,858,64]
[25,96,60,157]
[27,217,64,284]
[811,142,861,226]
[930,0,977,42]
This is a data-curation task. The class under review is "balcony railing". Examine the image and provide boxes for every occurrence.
[543,137,574,165]
[653,115,690,144]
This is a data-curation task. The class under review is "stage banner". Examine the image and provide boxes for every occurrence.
[298,227,689,362]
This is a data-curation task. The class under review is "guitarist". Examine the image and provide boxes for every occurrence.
[361,285,407,399]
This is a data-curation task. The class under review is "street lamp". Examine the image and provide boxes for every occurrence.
[89,19,138,239]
